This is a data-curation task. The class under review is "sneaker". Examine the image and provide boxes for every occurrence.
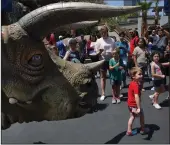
[112,99,116,104]
[153,103,161,109]
[100,95,105,101]
[140,128,150,135]
[149,94,154,100]
[116,98,121,104]
[151,87,155,91]
[119,94,123,98]
[165,95,169,100]
[126,129,137,136]
[142,89,145,92]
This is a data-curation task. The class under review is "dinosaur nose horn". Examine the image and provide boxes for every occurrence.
[85,60,105,73]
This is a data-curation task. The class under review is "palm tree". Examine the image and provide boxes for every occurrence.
[154,0,160,25]
[138,0,152,37]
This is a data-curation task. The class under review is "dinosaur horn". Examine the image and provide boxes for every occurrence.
[54,20,98,35]
[58,20,99,30]
[18,2,141,39]
[85,60,105,73]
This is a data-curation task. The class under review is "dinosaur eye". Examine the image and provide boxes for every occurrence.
[28,54,42,66]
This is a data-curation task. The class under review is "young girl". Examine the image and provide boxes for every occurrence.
[149,52,170,109]
[109,49,124,104]
[127,67,149,136]
[133,37,149,91]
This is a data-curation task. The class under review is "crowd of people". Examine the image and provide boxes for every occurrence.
[45,25,170,136]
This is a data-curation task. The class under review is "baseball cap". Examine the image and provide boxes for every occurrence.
[59,35,63,39]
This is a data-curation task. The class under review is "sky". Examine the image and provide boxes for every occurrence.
[105,0,123,6]
[105,0,164,7]
[104,0,165,15]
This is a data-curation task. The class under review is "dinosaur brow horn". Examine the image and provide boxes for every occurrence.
[85,60,105,73]
[17,2,141,39]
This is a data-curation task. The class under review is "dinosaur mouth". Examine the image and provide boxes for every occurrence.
[75,93,98,117]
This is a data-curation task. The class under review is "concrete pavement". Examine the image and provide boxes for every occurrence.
[2,77,169,144]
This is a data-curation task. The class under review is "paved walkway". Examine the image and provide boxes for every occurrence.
[2,77,169,144]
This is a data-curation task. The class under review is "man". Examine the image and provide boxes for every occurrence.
[115,32,129,87]
[56,35,66,59]
[149,29,159,51]
[156,28,168,56]
[78,34,87,63]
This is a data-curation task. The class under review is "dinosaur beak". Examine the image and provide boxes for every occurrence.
[85,60,105,73]
[17,2,141,39]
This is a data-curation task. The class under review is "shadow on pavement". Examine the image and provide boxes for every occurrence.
[105,124,160,144]
[106,94,128,102]
[33,141,46,144]
[160,99,170,107]
[144,86,153,91]
[87,103,109,113]
[143,124,160,140]
[105,130,127,144]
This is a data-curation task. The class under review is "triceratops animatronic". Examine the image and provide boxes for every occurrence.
[1,2,141,130]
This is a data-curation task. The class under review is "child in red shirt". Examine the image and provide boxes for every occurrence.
[127,67,149,136]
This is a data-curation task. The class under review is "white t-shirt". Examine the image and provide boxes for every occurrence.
[95,37,116,61]
[89,42,97,55]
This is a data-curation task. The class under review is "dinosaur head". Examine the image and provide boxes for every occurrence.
[1,2,141,124]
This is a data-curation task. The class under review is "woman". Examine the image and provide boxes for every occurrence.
[95,25,116,101]
[86,34,97,56]
[116,32,129,87]
[133,37,149,91]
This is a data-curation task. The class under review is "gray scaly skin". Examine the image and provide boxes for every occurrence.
[1,2,141,130]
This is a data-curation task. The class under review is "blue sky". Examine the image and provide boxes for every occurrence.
[105,0,165,15]
[105,0,164,7]
[105,0,123,6]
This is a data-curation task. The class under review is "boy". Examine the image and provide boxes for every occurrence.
[127,67,149,136]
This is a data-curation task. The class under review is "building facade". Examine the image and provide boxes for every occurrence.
[123,0,139,6]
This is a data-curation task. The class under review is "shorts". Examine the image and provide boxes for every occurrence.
[110,79,121,86]
[139,66,147,77]
[128,106,143,116]
[127,57,135,69]
[100,61,109,71]
[153,79,164,87]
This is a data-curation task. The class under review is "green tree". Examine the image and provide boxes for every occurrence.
[138,0,152,36]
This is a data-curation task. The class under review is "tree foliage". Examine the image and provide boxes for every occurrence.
[137,0,152,36]
[154,0,160,25]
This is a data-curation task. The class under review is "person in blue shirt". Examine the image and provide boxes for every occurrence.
[115,32,129,87]
[56,35,66,59]
[63,38,81,63]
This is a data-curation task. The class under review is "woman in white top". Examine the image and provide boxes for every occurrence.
[95,26,116,101]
